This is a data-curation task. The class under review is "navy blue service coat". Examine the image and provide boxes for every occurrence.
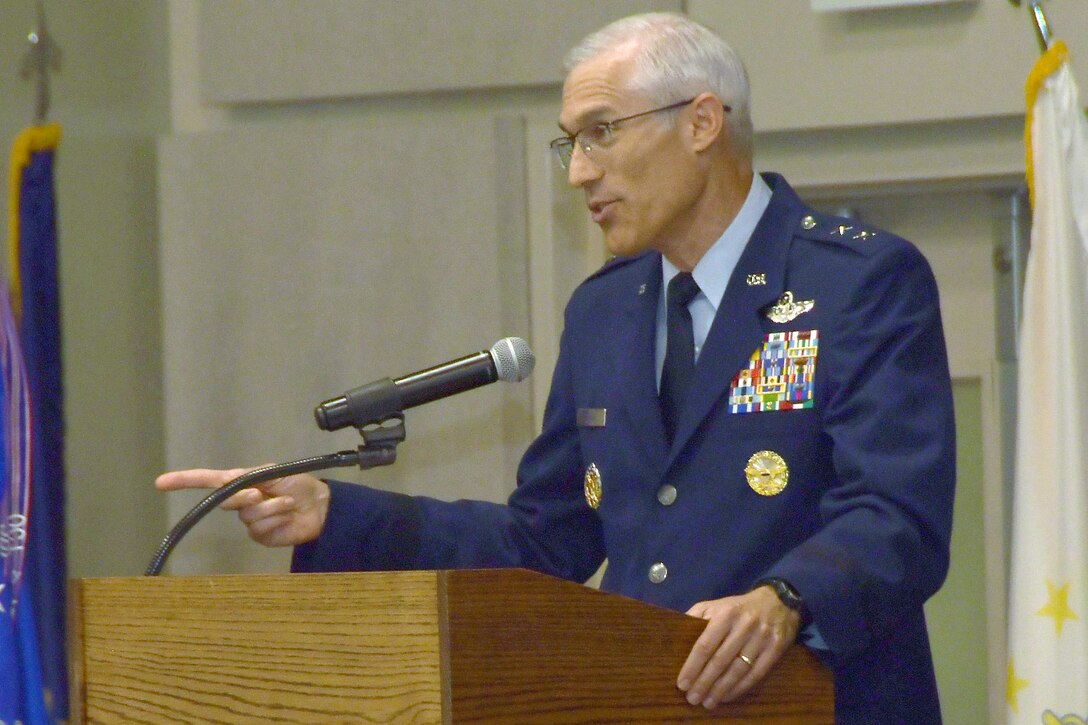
[294,173,956,722]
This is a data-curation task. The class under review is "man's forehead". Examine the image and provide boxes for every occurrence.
[558,99,619,134]
[559,49,641,130]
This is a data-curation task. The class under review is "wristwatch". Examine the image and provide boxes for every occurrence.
[754,577,813,630]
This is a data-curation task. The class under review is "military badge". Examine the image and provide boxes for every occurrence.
[745,450,789,496]
[584,463,602,509]
[765,291,814,324]
[729,330,818,413]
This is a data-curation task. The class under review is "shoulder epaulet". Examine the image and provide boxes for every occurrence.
[793,212,887,258]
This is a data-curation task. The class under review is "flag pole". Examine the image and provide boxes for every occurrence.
[18,1,62,125]
[1008,0,1054,54]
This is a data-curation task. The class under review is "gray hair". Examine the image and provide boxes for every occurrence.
[564,13,753,159]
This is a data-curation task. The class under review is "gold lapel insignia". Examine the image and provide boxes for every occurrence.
[746,273,767,286]
[766,291,814,324]
[745,451,789,496]
[584,463,602,509]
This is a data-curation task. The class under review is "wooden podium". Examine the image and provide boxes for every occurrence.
[69,568,833,723]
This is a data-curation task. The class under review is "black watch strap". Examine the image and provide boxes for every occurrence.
[754,577,813,630]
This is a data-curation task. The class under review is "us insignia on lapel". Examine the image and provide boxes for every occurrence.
[765,291,814,324]
[729,331,818,413]
[584,463,602,509]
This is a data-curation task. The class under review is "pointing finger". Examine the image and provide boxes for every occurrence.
[155,468,248,491]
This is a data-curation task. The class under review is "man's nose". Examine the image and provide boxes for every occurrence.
[566,145,603,187]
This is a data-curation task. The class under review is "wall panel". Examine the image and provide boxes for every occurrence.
[159,115,533,574]
[691,0,1088,131]
[198,0,680,104]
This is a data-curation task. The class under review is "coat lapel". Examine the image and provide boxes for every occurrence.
[613,256,669,470]
[666,175,805,466]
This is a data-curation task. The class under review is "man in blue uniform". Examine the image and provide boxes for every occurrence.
[158,12,955,721]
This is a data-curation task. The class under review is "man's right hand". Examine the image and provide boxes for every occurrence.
[155,468,331,547]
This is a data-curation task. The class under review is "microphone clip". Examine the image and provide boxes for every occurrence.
[355,412,406,470]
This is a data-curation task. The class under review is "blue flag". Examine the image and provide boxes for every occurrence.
[5,124,66,724]
[0,277,48,723]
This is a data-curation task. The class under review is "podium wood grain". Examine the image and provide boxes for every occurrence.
[71,571,445,723]
[70,569,832,723]
[443,569,831,723]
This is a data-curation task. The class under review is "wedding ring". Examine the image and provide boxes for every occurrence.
[737,653,754,667]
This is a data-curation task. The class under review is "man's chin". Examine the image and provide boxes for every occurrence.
[603,233,647,259]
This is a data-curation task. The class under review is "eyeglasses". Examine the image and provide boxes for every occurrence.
[549,98,729,169]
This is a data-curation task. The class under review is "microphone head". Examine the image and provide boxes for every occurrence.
[490,337,534,382]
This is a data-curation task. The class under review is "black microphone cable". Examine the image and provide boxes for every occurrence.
[145,450,360,576]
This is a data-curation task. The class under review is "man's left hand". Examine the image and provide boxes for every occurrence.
[676,585,801,709]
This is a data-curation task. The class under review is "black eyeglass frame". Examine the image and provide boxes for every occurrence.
[549,97,730,169]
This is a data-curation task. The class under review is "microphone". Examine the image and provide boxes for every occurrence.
[314,337,534,431]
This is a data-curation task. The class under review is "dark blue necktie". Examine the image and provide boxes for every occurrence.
[660,272,701,442]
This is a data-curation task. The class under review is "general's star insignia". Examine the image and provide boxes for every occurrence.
[832,224,853,236]
[765,291,814,323]
[852,230,875,241]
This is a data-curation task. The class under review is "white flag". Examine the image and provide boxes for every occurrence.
[1007,40,1088,723]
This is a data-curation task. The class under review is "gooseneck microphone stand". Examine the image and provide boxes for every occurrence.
[145,415,406,576]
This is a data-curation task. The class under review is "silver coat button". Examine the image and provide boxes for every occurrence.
[801,215,817,230]
[657,484,677,506]
[648,562,668,584]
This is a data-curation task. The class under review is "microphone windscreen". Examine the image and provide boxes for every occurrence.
[491,337,534,382]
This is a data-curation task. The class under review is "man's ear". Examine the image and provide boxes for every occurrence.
[689,93,727,152]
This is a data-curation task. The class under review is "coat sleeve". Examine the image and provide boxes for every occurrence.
[760,240,956,662]
[293,323,606,584]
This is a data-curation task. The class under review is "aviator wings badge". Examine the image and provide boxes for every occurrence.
[765,291,814,324]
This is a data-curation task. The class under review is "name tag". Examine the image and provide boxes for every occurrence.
[577,408,607,427]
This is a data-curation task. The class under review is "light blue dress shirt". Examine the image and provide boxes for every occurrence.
[654,173,772,388]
